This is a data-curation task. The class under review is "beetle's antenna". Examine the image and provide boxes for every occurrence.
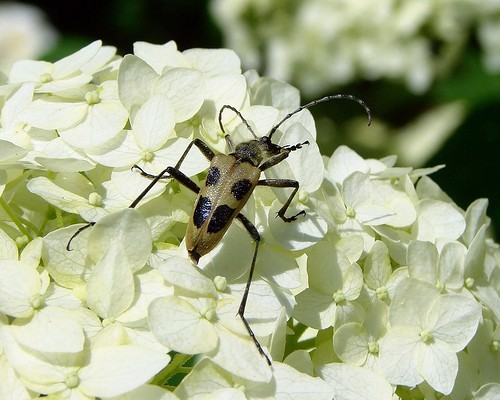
[267,94,372,140]
[219,104,259,139]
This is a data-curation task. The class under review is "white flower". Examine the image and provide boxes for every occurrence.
[87,94,208,177]
[379,278,482,394]
[9,40,102,93]
[149,257,272,383]
[333,299,388,372]
[27,170,166,223]
[294,242,364,329]
[0,326,169,399]
[22,80,128,148]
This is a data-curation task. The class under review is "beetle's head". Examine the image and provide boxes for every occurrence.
[234,137,280,166]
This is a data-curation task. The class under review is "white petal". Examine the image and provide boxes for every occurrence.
[379,327,422,387]
[417,339,457,395]
[134,41,189,73]
[343,263,364,301]
[148,296,218,354]
[364,241,392,289]
[414,199,466,244]
[118,55,158,120]
[183,48,241,74]
[157,256,216,297]
[208,325,272,383]
[317,363,393,400]
[407,240,438,284]
[0,326,67,392]
[86,245,135,318]
[153,68,205,122]
[22,99,87,130]
[35,137,96,172]
[78,345,170,398]
[293,289,335,330]
[87,209,152,272]
[11,306,84,353]
[0,227,18,260]
[268,201,327,251]
[42,224,92,288]
[205,74,247,111]
[53,40,102,78]
[27,177,107,222]
[438,241,466,289]
[327,145,369,185]
[86,130,141,167]
[132,94,176,150]
[333,322,368,365]
[0,259,41,317]
[273,362,335,399]
[389,278,439,328]
[372,180,416,227]
[427,294,481,351]
[59,100,128,148]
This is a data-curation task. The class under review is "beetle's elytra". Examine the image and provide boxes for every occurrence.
[67,94,371,366]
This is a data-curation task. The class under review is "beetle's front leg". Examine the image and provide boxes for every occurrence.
[130,138,214,207]
[257,179,305,222]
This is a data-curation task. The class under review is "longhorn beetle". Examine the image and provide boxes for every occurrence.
[68,94,371,365]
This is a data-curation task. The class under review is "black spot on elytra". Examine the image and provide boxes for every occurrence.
[208,205,235,233]
[193,196,212,228]
[206,166,220,186]
[231,179,252,200]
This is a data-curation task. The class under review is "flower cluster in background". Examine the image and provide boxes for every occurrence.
[0,40,499,399]
[0,2,58,76]
[210,0,500,95]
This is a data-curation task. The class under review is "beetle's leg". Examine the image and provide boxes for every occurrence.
[130,165,200,208]
[67,139,213,251]
[257,179,305,222]
[235,213,271,366]
[130,138,214,206]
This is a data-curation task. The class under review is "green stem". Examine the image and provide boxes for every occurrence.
[0,197,32,239]
[151,353,193,387]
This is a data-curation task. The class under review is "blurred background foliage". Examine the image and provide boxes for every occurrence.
[2,0,499,236]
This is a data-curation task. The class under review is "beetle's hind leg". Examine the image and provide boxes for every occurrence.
[235,213,272,366]
[257,179,305,222]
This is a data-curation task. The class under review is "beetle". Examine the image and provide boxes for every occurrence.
[68,94,371,365]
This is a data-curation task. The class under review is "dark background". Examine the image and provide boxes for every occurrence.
[11,0,500,236]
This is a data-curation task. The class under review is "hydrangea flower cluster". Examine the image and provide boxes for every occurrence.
[210,0,500,94]
[0,40,499,399]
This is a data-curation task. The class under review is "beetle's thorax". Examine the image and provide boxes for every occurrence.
[232,137,281,167]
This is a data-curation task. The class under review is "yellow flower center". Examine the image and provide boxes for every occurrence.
[333,289,345,304]
[40,73,53,83]
[346,206,356,218]
[141,150,154,162]
[420,329,433,343]
[214,276,227,291]
[376,286,388,301]
[85,90,101,105]
[65,373,79,389]
[368,341,379,355]
[88,192,102,206]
